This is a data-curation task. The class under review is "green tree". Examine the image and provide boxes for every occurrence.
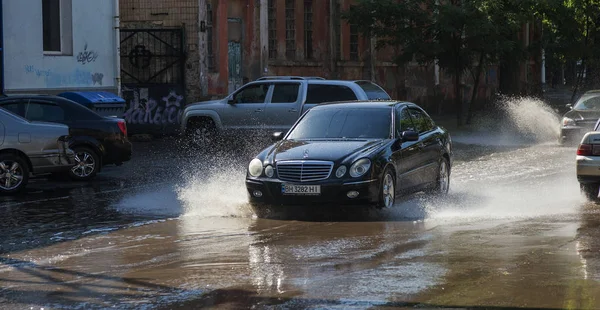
[344,0,534,126]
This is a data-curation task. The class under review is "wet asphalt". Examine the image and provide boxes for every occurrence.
[0,116,599,309]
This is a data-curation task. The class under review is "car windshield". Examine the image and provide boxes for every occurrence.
[574,94,600,110]
[286,107,391,140]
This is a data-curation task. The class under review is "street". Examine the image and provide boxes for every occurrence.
[0,107,599,309]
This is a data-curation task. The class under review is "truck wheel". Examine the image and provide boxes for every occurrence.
[187,119,218,146]
[581,183,600,201]
[0,153,29,195]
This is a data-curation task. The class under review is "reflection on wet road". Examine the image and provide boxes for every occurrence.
[1,132,600,309]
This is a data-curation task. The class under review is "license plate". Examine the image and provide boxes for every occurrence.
[281,184,321,195]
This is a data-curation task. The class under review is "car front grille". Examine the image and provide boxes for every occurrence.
[276,160,334,182]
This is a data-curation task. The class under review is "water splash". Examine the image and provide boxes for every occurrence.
[456,96,562,146]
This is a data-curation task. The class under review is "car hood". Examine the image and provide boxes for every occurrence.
[268,139,387,163]
[185,99,225,110]
[564,109,600,121]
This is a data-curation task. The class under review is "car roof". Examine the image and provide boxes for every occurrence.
[310,100,417,110]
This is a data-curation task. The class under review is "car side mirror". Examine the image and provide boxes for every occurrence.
[228,98,236,105]
[272,132,284,141]
[401,130,419,142]
[566,104,573,110]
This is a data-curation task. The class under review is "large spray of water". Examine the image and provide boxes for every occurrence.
[174,96,580,221]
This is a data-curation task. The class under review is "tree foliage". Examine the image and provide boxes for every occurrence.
[344,0,538,125]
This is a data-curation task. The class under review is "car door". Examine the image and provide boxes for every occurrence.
[263,82,302,132]
[392,107,422,192]
[408,107,439,186]
[220,83,270,133]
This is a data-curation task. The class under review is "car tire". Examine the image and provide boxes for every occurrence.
[187,119,218,146]
[432,157,451,195]
[0,153,30,195]
[68,146,100,181]
[581,183,600,201]
[377,167,396,209]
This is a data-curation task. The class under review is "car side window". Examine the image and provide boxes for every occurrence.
[409,108,435,134]
[0,101,25,116]
[25,101,65,122]
[271,83,300,103]
[396,108,416,136]
[233,84,269,104]
[305,84,358,104]
[356,82,391,100]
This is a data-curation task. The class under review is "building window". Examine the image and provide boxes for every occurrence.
[350,23,359,61]
[43,0,61,52]
[207,3,215,71]
[334,0,341,60]
[304,0,313,60]
[268,0,277,59]
[42,0,73,55]
[285,0,296,60]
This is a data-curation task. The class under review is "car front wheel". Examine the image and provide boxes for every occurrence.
[433,158,450,195]
[378,168,396,209]
[68,146,100,181]
[581,183,600,201]
[0,153,29,195]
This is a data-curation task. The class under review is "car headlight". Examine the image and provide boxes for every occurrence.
[562,117,576,127]
[349,158,371,178]
[248,158,263,177]
[335,165,347,178]
[265,165,274,178]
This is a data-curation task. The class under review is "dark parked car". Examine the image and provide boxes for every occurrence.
[0,95,131,181]
[560,90,600,144]
[245,100,453,218]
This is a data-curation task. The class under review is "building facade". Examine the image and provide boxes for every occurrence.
[2,0,120,95]
[119,0,543,133]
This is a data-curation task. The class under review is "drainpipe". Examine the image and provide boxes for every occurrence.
[114,0,121,97]
[0,0,4,95]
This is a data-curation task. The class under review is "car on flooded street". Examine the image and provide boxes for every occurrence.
[560,90,600,145]
[245,100,453,217]
[576,128,600,200]
[0,107,74,194]
[0,95,132,181]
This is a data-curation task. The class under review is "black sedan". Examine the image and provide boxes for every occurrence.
[245,101,453,217]
[560,90,600,144]
[0,95,132,181]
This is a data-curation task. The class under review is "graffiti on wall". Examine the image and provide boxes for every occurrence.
[25,65,104,88]
[76,43,99,65]
[122,85,185,126]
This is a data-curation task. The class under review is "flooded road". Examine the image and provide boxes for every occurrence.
[1,111,600,309]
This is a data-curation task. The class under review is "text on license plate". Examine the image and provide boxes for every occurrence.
[281,184,321,195]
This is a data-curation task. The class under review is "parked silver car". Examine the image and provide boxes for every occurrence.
[0,107,75,194]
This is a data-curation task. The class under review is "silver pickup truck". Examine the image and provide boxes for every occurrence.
[181,77,391,144]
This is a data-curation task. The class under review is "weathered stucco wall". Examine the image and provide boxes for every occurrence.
[3,0,117,94]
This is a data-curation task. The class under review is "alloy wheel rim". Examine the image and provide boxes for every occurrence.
[194,127,211,144]
[0,160,24,191]
[439,161,449,193]
[382,173,395,208]
[71,152,95,178]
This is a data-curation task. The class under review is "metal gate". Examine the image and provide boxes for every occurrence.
[119,28,186,135]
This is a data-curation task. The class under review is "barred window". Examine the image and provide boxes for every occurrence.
[285,0,296,60]
[207,3,215,70]
[350,22,359,61]
[268,0,277,59]
[304,0,313,60]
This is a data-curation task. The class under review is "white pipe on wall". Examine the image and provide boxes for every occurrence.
[114,0,121,96]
